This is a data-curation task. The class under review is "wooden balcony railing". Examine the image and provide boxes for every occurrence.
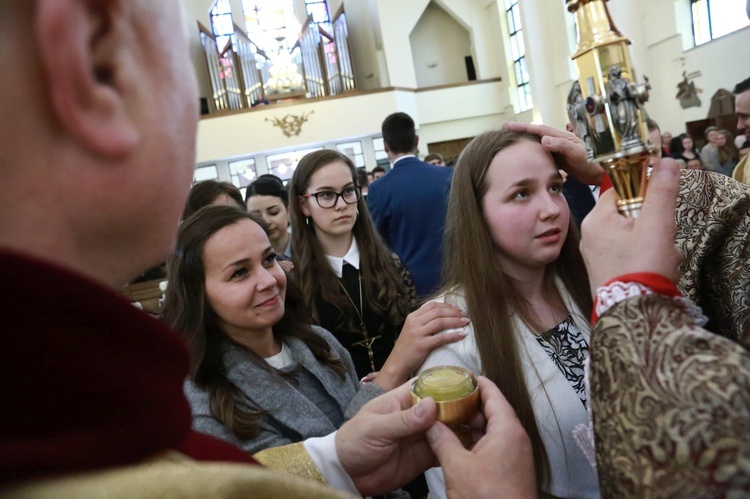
[198,9,357,115]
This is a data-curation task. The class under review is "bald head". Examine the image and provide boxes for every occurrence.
[0,0,198,288]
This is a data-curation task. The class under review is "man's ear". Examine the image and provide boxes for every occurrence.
[414,135,420,150]
[36,0,139,157]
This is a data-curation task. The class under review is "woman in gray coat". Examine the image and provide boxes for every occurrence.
[162,206,385,454]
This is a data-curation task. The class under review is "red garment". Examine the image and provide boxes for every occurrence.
[0,250,257,486]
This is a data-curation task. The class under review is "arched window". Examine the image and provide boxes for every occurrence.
[691,0,750,46]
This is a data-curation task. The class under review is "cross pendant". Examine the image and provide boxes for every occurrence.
[353,334,381,372]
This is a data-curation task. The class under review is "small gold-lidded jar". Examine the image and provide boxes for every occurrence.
[411,366,480,446]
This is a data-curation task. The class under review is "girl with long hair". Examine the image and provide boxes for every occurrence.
[162,205,382,453]
[717,129,740,175]
[418,129,599,498]
[288,149,468,385]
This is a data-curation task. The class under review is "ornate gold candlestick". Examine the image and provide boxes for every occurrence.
[567,0,654,217]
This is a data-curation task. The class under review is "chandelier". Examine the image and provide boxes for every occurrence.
[263,6,304,96]
[266,46,304,95]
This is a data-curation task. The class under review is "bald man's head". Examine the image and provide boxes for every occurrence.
[0,0,199,288]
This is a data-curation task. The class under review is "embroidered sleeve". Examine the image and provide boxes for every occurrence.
[589,294,750,497]
[675,170,750,341]
[254,442,327,485]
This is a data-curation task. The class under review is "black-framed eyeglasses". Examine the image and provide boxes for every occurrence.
[301,186,361,209]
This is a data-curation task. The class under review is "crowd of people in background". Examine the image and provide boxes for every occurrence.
[647,79,750,182]
[167,80,750,496]
[115,75,750,497]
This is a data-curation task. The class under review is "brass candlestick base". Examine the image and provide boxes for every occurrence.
[601,150,649,217]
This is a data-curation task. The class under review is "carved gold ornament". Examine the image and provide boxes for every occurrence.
[265,111,314,138]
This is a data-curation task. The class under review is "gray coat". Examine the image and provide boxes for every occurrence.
[184,326,383,454]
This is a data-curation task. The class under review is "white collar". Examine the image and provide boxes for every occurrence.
[392,154,416,166]
[325,237,360,278]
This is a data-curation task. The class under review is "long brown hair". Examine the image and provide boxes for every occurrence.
[442,129,592,489]
[183,180,245,221]
[289,150,412,330]
[162,205,347,440]
[718,129,740,165]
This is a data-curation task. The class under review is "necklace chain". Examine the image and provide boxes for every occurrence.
[338,267,381,372]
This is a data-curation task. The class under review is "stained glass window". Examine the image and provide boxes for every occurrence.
[305,0,331,34]
[193,165,219,184]
[241,0,298,53]
[210,0,234,51]
[228,158,258,188]
[336,141,365,168]
[266,147,324,181]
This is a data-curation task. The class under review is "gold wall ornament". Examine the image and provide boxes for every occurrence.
[265,111,314,138]
[567,0,653,217]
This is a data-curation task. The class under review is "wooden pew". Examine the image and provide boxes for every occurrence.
[121,278,166,315]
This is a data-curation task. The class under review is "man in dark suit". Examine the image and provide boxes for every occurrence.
[367,112,453,298]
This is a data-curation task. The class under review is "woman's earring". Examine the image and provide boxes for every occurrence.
[355,208,360,217]
[306,217,311,227]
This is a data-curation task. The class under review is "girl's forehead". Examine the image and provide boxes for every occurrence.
[490,140,552,167]
[309,162,353,185]
[248,195,283,208]
[485,141,557,185]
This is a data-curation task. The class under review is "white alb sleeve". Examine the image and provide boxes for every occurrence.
[303,432,360,496]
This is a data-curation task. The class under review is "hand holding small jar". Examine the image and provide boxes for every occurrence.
[420,369,537,498]
[410,366,480,447]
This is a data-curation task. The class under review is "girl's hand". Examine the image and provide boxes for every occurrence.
[373,302,470,391]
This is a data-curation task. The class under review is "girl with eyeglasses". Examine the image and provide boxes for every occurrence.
[289,149,468,388]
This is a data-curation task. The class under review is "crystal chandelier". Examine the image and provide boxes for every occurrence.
[264,7,303,96]
[266,45,304,95]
